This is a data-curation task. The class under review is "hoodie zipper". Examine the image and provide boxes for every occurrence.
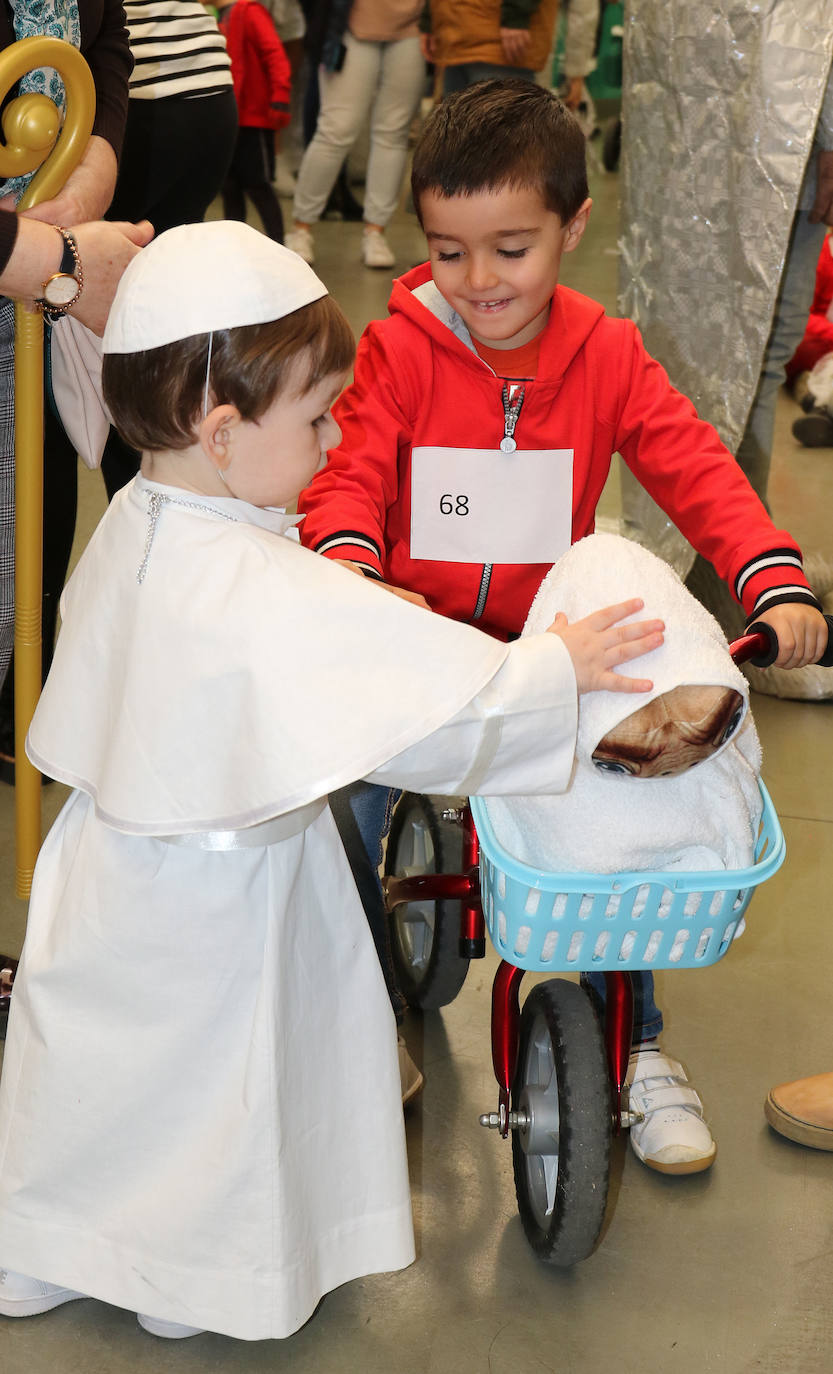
[471,383,526,623]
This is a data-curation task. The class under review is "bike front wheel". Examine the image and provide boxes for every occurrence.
[512,978,611,1265]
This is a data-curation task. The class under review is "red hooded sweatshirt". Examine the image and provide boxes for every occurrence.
[299,263,818,640]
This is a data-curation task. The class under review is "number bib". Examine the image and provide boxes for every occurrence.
[410,445,574,564]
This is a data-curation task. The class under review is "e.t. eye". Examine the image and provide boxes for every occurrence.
[719,705,744,744]
[592,759,636,776]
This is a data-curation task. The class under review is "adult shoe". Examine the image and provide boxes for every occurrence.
[284,226,315,265]
[765,1071,833,1150]
[362,228,395,270]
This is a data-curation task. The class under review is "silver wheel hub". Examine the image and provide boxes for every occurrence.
[391,816,435,975]
[517,1085,560,1155]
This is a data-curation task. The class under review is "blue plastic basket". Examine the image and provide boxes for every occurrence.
[470,781,785,973]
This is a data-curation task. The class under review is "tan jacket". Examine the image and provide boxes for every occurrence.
[428,0,560,73]
[349,0,422,42]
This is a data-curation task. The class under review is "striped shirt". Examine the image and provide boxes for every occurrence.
[125,0,233,100]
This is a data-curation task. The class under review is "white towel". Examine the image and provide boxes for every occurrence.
[484,533,762,877]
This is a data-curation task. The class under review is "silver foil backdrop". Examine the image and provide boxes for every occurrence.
[617,0,833,572]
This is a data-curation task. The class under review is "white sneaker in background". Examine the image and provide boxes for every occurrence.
[284,226,315,265]
[361,228,395,270]
[0,1268,87,1317]
[626,1041,717,1174]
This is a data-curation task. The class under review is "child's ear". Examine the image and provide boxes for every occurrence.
[199,403,241,470]
[563,197,593,253]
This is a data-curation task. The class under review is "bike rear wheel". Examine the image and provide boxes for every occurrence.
[384,794,469,1010]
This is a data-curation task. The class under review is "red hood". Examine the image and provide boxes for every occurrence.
[388,262,608,379]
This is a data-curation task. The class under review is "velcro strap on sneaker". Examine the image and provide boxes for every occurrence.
[627,1082,704,1117]
[630,1052,687,1083]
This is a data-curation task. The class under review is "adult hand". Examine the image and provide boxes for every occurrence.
[419,32,435,62]
[809,149,833,226]
[16,136,118,228]
[499,27,531,64]
[562,76,585,110]
[67,219,155,335]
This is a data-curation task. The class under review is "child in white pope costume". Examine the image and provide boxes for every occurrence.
[0,223,664,1342]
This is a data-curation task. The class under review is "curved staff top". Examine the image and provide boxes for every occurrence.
[0,37,95,897]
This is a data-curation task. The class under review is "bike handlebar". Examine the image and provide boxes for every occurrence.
[733,614,833,669]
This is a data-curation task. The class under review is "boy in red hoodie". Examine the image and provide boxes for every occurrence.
[298,79,828,1173]
[218,0,291,241]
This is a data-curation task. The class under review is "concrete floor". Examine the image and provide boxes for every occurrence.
[1,151,833,1372]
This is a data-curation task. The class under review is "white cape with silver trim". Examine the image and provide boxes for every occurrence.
[0,477,580,1340]
[27,477,511,832]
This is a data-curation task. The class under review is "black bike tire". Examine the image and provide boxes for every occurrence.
[385,793,469,1011]
[512,978,611,1266]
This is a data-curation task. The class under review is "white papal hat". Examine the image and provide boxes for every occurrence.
[103,221,328,354]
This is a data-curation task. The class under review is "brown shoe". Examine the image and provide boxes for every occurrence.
[765,1072,833,1150]
[398,1036,424,1107]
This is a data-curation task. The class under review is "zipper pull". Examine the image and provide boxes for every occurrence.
[500,382,525,453]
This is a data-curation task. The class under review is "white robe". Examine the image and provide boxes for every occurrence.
[0,477,578,1341]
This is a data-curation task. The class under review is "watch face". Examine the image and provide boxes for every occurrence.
[44,273,78,307]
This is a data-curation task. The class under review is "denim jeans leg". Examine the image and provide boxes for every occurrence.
[583,970,663,1044]
[329,780,405,1019]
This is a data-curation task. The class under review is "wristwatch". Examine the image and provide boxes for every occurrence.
[37,227,84,322]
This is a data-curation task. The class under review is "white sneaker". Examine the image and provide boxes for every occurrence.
[284,226,315,265]
[626,1042,717,1174]
[361,228,395,270]
[137,1312,206,1338]
[398,1034,424,1106]
[0,1268,86,1317]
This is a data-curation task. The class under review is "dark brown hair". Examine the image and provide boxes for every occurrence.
[102,294,355,453]
[411,79,589,227]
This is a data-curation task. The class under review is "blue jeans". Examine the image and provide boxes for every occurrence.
[337,781,663,1041]
[582,971,663,1045]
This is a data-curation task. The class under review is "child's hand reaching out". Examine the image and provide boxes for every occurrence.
[548,598,664,694]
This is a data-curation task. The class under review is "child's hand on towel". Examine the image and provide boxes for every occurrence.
[548,598,664,694]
